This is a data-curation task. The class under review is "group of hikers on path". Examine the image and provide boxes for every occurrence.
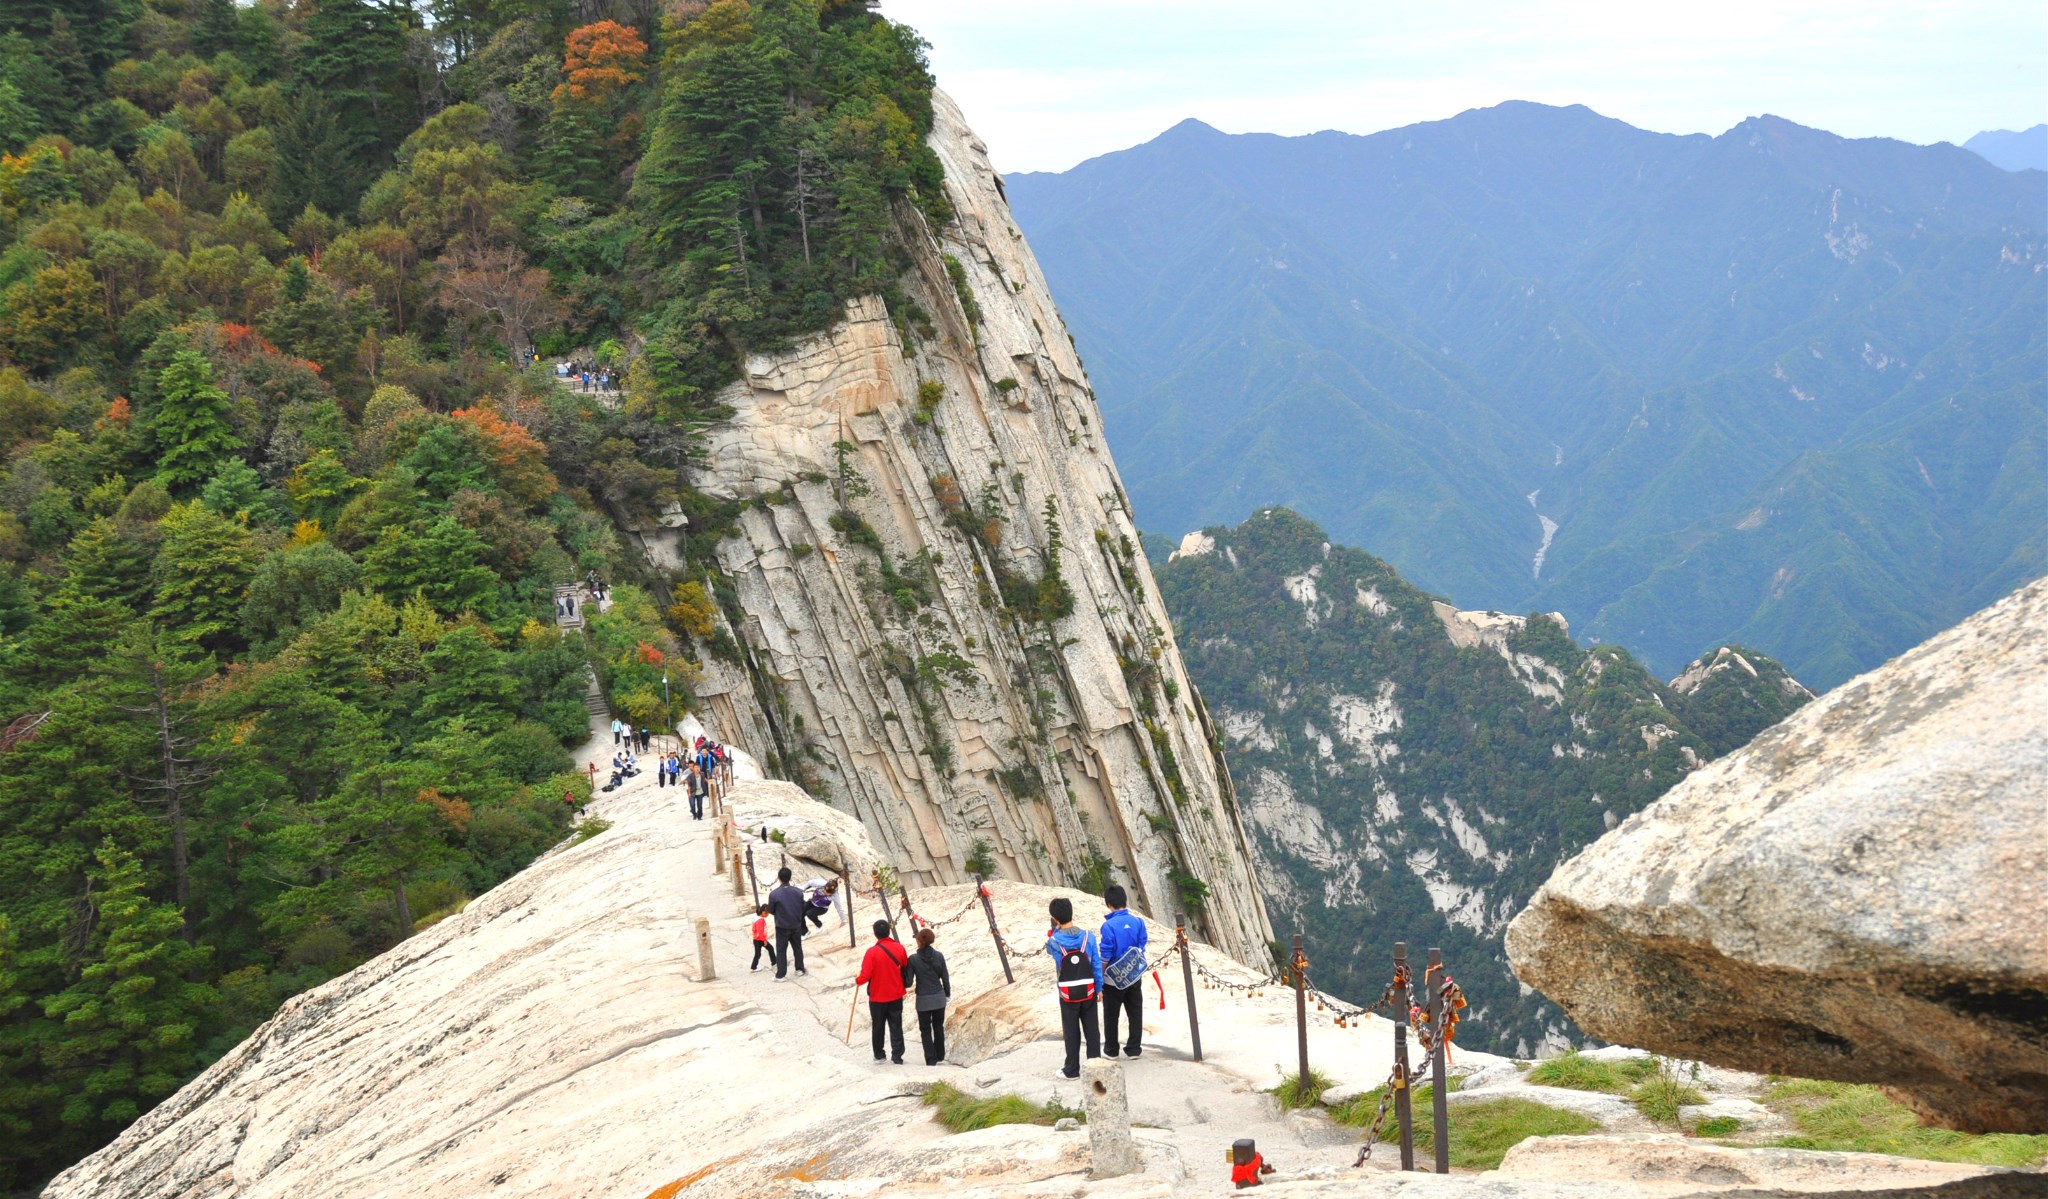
[588,722,729,809]
[764,877,1149,1078]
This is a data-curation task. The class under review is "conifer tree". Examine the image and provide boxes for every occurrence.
[149,352,243,496]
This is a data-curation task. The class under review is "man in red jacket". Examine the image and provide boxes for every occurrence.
[855,919,910,1064]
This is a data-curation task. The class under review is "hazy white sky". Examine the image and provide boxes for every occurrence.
[880,0,2048,174]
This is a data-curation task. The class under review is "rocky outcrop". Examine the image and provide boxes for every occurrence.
[1506,579,2048,1133]
[49,761,2013,1197]
[686,91,1271,963]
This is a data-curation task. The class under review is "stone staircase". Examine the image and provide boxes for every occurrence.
[552,582,610,721]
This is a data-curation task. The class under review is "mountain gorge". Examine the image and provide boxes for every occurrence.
[1007,104,2046,690]
[1157,508,1812,1054]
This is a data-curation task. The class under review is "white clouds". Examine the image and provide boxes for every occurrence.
[880,0,2048,172]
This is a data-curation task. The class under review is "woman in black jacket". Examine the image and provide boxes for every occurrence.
[904,927,952,1065]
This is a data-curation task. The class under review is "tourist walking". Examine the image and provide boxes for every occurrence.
[610,716,623,746]
[687,759,707,819]
[1098,885,1148,1058]
[854,919,909,1064]
[905,927,951,1065]
[768,867,807,979]
[1044,897,1102,1079]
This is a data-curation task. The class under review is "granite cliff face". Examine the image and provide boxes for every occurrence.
[679,92,1272,963]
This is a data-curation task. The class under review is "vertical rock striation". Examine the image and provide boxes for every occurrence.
[686,92,1272,963]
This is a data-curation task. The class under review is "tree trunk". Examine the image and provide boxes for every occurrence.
[393,875,413,943]
[150,661,196,945]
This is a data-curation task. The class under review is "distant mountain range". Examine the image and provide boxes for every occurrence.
[1965,125,2048,173]
[1007,103,2045,689]
[1157,508,1811,1054]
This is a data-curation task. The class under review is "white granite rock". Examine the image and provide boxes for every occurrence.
[1508,579,2048,1133]
[684,90,1273,966]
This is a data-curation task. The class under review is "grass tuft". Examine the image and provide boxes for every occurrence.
[1524,1049,1659,1094]
[1760,1080,2048,1167]
[1693,1115,1743,1137]
[1269,1068,1338,1111]
[570,817,611,844]
[921,1082,1085,1133]
[1413,1098,1599,1170]
[1630,1070,1707,1124]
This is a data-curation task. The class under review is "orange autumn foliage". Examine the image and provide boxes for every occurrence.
[554,21,649,108]
[451,404,558,507]
[417,787,473,832]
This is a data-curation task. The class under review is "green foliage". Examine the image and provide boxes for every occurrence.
[1628,1069,1706,1124]
[1759,1080,2048,1167]
[1523,1049,1659,1094]
[964,838,995,877]
[1268,1068,1336,1111]
[569,817,611,844]
[920,1082,1084,1132]
[1414,1098,1600,1170]
[630,0,948,423]
[150,352,244,495]
[0,0,954,1186]
[1693,1115,1743,1136]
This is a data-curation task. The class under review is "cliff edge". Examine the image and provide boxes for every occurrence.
[679,91,1272,964]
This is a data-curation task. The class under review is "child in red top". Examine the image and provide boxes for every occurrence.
[750,905,776,972]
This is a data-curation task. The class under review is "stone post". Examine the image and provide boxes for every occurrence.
[695,917,715,982]
[1081,1059,1137,1179]
[730,849,745,898]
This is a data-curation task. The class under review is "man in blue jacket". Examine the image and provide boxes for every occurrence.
[1044,897,1102,1080]
[1098,884,1148,1058]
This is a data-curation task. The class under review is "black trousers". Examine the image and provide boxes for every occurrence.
[775,926,804,977]
[918,1005,947,1064]
[870,999,905,1062]
[751,940,776,969]
[1102,982,1143,1055]
[1059,1000,1100,1078]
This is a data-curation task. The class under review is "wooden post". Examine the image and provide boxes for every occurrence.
[975,874,1014,983]
[745,845,760,909]
[1428,947,1449,1174]
[1394,942,1416,1171]
[1291,932,1310,1098]
[1177,916,1203,1062]
[898,882,917,940]
[841,865,857,947]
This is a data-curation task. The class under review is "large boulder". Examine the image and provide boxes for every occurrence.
[1506,579,2048,1133]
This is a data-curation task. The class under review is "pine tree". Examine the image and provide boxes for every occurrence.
[149,503,260,654]
[39,841,216,1136]
[149,352,243,496]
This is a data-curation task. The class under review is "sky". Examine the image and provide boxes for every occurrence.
[880,0,2048,174]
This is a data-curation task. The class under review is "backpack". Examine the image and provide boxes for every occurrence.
[1105,945,1149,991]
[1054,937,1097,1004]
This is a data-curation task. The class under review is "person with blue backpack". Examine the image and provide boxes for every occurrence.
[1044,896,1102,1080]
[1098,884,1148,1058]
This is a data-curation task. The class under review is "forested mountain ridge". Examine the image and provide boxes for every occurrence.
[1008,103,2046,690]
[0,0,987,1188]
[1156,508,1812,1055]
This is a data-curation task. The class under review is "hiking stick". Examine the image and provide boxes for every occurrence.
[844,985,859,1045]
